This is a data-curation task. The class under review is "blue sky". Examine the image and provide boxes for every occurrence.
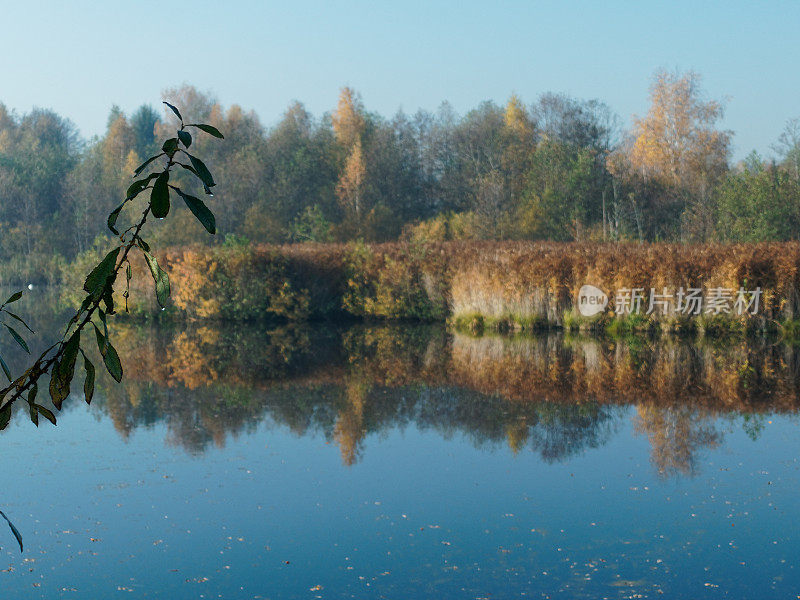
[1,0,798,159]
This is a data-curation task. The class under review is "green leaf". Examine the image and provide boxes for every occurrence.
[142,251,170,308]
[3,310,33,333]
[3,291,22,305]
[150,171,170,218]
[92,324,122,382]
[177,130,192,148]
[162,138,178,155]
[28,382,37,406]
[183,152,215,187]
[80,349,95,405]
[67,296,93,331]
[0,355,11,382]
[163,101,182,122]
[133,153,164,177]
[102,284,115,315]
[49,358,68,410]
[45,333,80,412]
[175,162,200,177]
[172,187,216,234]
[4,324,29,354]
[136,237,151,253]
[188,123,224,139]
[98,309,109,354]
[0,404,11,430]
[107,203,124,234]
[84,248,120,297]
[0,510,23,552]
[36,405,56,426]
[28,403,37,426]
[59,333,80,386]
[126,172,160,200]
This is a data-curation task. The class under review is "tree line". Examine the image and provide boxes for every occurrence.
[1,71,799,279]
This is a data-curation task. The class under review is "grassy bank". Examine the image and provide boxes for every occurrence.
[59,241,800,336]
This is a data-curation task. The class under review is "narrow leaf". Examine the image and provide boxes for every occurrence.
[93,325,123,382]
[0,405,10,430]
[188,123,224,139]
[83,248,120,296]
[36,405,56,426]
[80,349,95,405]
[177,130,192,148]
[27,385,42,428]
[58,333,80,390]
[142,251,170,308]
[98,309,109,354]
[0,355,11,382]
[107,203,124,234]
[4,324,29,354]
[3,311,33,334]
[49,359,68,410]
[175,162,199,177]
[3,292,22,305]
[0,510,23,552]
[163,101,182,122]
[67,296,93,332]
[136,237,151,253]
[172,187,216,234]
[133,153,164,177]
[183,152,215,187]
[102,284,115,315]
[150,171,170,218]
[126,172,160,199]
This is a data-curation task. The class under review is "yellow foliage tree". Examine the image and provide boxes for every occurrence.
[331,86,365,149]
[502,94,536,207]
[104,116,139,193]
[336,139,367,219]
[629,69,730,191]
[504,93,533,137]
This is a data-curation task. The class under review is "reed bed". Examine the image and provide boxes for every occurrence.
[94,241,800,333]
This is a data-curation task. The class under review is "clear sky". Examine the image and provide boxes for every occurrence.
[1,0,798,160]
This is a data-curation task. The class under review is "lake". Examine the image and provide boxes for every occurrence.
[1,311,799,598]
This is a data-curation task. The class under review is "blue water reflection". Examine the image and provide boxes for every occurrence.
[0,322,798,598]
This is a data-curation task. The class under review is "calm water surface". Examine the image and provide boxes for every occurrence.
[1,314,799,598]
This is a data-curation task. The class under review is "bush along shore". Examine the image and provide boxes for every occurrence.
[59,241,800,337]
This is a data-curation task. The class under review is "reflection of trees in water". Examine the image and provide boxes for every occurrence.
[634,404,722,478]
[331,381,624,466]
[82,321,800,476]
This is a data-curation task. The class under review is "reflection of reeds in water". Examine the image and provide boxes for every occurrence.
[86,322,800,475]
[449,333,800,411]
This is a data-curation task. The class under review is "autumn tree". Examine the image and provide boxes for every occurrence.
[331,87,366,149]
[626,69,731,241]
[501,94,536,206]
[336,139,367,223]
[332,88,371,237]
